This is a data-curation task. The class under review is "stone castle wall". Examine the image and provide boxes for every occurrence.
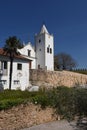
[30,69,87,88]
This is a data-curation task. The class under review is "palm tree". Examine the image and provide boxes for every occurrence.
[3,36,23,90]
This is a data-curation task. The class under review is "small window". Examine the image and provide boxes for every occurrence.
[17,63,22,70]
[14,80,20,85]
[47,47,49,53]
[0,80,7,85]
[39,39,41,43]
[4,61,7,69]
[50,48,52,54]
[28,50,31,56]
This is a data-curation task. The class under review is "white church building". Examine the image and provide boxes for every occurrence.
[0,25,54,90]
[18,24,54,71]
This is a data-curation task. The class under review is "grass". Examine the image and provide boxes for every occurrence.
[0,89,45,110]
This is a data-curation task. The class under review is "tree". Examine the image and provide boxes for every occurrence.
[54,53,77,70]
[54,55,60,70]
[3,36,23,90]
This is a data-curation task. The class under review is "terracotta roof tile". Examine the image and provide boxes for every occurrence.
[0,48,32,61]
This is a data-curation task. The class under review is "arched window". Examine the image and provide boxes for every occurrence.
[50,48,52,54]
[47,47,49,53]
[39,39,41,43]
[28,50,31,56]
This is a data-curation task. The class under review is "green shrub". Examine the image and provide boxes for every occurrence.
[75,88,87,117]
[0,98,24,110]
[32,94,49,109]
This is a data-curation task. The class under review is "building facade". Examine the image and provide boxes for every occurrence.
[0,49,30,90]
[18,42,36,69]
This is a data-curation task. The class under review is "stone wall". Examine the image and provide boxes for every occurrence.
[30,69,87,88]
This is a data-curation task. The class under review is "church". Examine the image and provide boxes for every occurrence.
[0,25,54,90]
[18,24,54,71]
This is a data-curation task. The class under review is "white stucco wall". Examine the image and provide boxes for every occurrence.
[0,56,9,90]
[35,34,45,69]
[45,34,54,71]
[18,43,36,69]
[35,33,54,71]
[12,59,29,90]
[0,56,30,90]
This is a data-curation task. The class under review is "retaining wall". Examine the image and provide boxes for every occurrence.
[30,69,87,88]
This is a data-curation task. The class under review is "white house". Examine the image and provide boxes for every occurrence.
[0,49,31,90]
[18,24,54,71]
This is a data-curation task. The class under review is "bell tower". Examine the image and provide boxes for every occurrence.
[35,25,54,71]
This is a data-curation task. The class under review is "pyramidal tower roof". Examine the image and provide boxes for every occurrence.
[39,25,49,34]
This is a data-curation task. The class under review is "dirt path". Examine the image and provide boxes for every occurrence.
[22,120,77,130]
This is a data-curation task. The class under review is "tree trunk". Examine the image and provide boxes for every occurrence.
[9,58,13,90]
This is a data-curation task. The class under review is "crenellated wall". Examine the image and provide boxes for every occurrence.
[30,69,87,88]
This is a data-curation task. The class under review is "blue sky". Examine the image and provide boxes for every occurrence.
[0,0,87,68]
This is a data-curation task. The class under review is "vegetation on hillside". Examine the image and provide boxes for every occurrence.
[73,69,87,75]
[0,87,87,121]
